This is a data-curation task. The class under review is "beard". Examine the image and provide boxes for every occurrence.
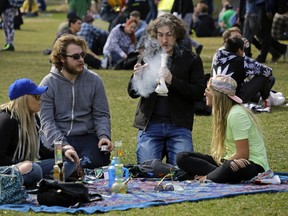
[63,61,84,75]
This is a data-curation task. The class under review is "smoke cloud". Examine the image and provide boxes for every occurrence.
[131,37,163,98]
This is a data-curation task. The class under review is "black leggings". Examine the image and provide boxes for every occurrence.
[176,152,264,183]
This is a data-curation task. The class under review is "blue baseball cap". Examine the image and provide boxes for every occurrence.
[8,78,48,100]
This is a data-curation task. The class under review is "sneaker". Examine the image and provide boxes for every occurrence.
[101,56,110,69]
[274,92,284,97]
[195,45,203,55]
[1,43,15,51]
[269,93,285,106]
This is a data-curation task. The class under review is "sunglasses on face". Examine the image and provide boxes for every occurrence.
[31,94,41,100]
[63,52,86,60]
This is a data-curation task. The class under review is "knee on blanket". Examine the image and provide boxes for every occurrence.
[15,161,33,174]
[229,159,251,172]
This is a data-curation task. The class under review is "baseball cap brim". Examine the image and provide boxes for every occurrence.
[228,95,243,104]
[29,86,48,95]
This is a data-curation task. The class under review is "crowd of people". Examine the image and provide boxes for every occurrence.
[0,0,287,190]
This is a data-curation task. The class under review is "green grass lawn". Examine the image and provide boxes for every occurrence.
[0,6,288,216]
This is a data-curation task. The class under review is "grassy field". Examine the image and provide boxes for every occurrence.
[0,4,288,216]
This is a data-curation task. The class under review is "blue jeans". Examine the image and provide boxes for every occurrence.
[67,134,111,169]
[22,158,76,187]
[136,123,194,166]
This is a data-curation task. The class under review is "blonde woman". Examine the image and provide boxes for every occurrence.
[0,78,78,188]
[176,75,269,183]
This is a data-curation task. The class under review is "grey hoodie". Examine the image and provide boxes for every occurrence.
[39,66,111,146]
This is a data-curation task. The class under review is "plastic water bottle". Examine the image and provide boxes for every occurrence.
[108,157,117,188]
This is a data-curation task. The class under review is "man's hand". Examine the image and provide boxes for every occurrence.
[134,63,148,76]
[98,138,113,152]
[64,148,80,163]
[159,66,172,85]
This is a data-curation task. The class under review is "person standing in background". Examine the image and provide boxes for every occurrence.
[67,0,91,19]
[0,0,17,51]
[171,0,204,55]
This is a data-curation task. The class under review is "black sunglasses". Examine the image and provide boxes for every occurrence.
[31,94,41,100]
[63,52,86,60]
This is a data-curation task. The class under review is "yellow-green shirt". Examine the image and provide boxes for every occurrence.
[224,105,269,171]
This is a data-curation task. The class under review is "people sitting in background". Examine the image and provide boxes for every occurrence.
[77,14,109,55]
[177,75,270,183]
[213,37,285,108]
[45,15,103,69]
[212,27,285,107]
[21,0,39,17]
[57,11,78,35]
[0,78,78,188]
[193,3,218,37]
[102,18,139,69]
[129,10,147,41]
[219,3,236,32]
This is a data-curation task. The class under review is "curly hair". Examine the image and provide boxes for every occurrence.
[50,34,88,71]
[146,13,186,43]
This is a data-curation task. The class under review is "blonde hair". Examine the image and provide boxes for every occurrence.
[210,84,263,165]
[0,95,38,162]
[222,26,241,43]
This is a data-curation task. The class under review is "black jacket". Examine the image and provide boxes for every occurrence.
[0,110,54,166]
[128,48,205,131]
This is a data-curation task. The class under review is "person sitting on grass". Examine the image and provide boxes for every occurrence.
[0,78,79,188]
[177,75,269,183]
[102,18,139,69]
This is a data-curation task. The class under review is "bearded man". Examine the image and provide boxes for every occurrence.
[40,34,113,169]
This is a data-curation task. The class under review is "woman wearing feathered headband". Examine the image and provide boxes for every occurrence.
[177,75,269,183]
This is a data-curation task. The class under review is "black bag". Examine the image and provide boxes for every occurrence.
[37,179,101,207]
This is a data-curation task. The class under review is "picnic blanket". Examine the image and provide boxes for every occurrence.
[0,172,288,214]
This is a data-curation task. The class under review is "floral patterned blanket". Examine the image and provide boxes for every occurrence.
[0,172,287,214]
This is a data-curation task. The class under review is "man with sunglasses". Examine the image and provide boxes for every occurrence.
[39,34,113,169]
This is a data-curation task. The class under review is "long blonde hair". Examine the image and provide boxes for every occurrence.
[210,89,263,165]
[0,95,38,162]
